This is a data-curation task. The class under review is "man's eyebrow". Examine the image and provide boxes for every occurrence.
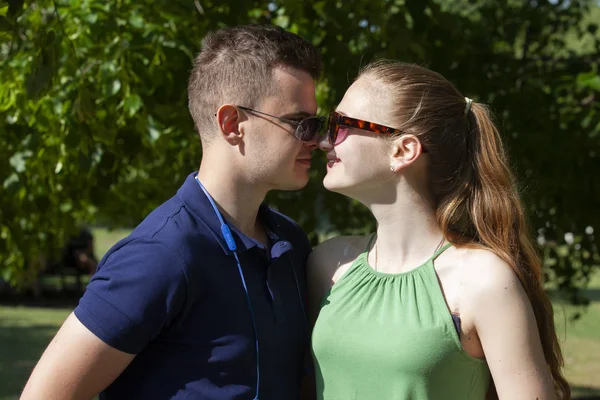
[281,111,314,120]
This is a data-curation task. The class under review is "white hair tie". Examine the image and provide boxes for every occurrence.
[464,97,473,116]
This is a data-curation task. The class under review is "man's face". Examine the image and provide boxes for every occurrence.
[239,66,319,191]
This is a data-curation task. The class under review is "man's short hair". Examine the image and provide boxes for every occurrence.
[187,24,322,145]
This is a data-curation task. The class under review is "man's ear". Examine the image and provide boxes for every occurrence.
[389,134,425,172]
[216,104,245,145]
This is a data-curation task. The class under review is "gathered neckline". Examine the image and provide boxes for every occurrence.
[358,242,453,278]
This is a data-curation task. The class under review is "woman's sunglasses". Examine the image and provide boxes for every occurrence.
[326,111,407,146]
[237,106,325,142]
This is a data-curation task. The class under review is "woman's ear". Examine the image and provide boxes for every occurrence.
[389,134,425,172]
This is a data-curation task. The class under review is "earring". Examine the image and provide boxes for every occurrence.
[390,165,396,172]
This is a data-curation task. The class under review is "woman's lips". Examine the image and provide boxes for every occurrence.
[327,157,341,168]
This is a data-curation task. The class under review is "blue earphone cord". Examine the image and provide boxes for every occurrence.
[195,177,260,400]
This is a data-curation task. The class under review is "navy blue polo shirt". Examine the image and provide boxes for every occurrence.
[74,172,311,399]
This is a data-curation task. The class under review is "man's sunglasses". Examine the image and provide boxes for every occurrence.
[237,106,325,142]
[327,111,426,149]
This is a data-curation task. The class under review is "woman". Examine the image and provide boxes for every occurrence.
[308,61,570,399]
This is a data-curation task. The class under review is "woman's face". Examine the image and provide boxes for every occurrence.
[319,77,400,199]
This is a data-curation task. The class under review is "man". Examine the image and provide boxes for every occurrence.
[21,24,323,400]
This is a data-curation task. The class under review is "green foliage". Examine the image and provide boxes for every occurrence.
[1,0,599,299]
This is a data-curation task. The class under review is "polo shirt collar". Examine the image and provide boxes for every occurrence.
[177,172,281,255]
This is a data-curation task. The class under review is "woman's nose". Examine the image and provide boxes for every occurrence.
[317,133,333,152]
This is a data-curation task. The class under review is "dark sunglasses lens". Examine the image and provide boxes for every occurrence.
[296,117,324,141]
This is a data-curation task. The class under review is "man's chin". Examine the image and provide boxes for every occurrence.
[273,176,310,191]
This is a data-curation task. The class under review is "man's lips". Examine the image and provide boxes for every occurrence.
[296,158,312,167]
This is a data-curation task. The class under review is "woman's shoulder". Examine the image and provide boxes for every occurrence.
[461,247,521,289]
[307,235,372,317]
[311,235,368,261]
[307,235,371,284]
[449,246,528,311]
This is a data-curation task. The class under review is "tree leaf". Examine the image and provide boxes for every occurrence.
[124,94,143,117]
[129,14,144,29]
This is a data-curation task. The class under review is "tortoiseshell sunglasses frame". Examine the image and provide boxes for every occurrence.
[327,111,427,152]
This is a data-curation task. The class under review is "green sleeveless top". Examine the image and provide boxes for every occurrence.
[311,237,490,400]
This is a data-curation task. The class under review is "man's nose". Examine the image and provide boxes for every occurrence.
[303,130,328,150]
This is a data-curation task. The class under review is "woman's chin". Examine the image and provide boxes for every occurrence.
[323,175,348,194]
[322,175,337,191]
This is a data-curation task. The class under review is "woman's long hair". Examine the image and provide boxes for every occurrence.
[359,60,570,399]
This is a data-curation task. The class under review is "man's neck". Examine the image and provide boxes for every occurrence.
[196,167,269,245]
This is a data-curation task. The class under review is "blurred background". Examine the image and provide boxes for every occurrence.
[1,0,599,398]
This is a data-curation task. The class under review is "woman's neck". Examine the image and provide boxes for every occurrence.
[366,192,445,274]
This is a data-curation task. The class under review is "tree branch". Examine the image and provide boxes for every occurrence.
[51,0,83,77]
[194,0,205,15]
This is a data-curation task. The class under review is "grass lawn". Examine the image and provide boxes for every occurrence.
[0,228,599,399]
[0,307,71,400]
[551,273,600,397]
